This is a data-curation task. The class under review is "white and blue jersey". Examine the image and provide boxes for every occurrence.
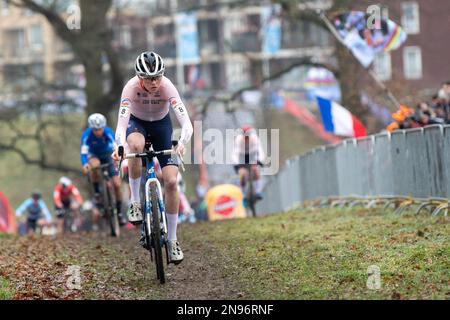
[16,199,52,221]
[80,127,116,166]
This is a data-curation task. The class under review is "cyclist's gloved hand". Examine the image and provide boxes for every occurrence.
[258,159,269,167]
[112,146,122,162]
[175,142,186,157]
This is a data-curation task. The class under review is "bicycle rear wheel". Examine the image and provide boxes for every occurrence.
[150,181,165,284]
[248,167,257,217]
[105,181,120,237]
[63,210,74,233]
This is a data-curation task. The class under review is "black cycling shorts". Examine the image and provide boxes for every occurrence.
[126,113,177,168]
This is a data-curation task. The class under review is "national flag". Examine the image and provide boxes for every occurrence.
[316,96,367,138]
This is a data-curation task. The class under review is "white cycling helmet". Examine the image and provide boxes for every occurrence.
[88,113,107,130]
[135,51,165,78]
[59,176,72,187]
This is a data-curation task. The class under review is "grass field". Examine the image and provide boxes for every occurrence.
[182,207,449,299]
[1,207,447,300]
[264,109,325,164]
[0,277,14,300]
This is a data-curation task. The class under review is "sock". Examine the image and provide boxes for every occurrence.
[129,177,141,203]
[167,213,178,241]
[116,201,122,214]
[93,182,100,193]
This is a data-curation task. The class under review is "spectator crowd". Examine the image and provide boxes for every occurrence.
[387,81,450,132]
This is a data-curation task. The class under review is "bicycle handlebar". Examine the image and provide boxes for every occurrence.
[123,149,173,159]
[118,146,185,175]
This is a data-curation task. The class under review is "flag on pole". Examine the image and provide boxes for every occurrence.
[316,96,367,138]
[175,12,200,62]
[261,5,282,55]
[332,11,407,68]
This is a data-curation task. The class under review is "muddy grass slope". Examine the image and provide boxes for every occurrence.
[0,208,448,299]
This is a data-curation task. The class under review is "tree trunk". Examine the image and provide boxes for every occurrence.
[336,42,369,127]
[82,53,108,116]
[10,0,124,123]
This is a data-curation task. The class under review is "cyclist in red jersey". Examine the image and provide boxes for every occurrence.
[53,176,84,233]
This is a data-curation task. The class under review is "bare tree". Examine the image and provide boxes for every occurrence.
[275,0,372,124]
[184,0,388,128]
[0,81,83,174]
[7,0,124,122]
[198,57,338,117]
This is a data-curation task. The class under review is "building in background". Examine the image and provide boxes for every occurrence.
[0,2,76,90]
[0,0,448,97]
[365,0,450,91]
[109,8,150,77]
[136,0,450,98]
[146,0,334,96]
[0,2,150,94]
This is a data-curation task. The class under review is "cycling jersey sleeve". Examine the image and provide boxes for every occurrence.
[53,187,63,208]
[39,199,52,221]
[172,101,193,146]
[80,129,90,166]
[71,186,84,204]
[15,199,32,217]
[231,135,243,165]
[167,82,193,146]
[115,87,132,147]
[257,136,266,164]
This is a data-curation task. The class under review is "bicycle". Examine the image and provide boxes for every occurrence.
[243,163,257,217]
[118,140,183,284]
[240,151,263,218]
[87,163,121,237]
[57,207,78,233]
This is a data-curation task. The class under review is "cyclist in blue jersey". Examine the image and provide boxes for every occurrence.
[16,191,52,235]
[80,113,126,226]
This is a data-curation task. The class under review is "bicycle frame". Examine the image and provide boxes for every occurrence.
[243,163,257,217]
[87,163,120,236]
[143,156,168,239]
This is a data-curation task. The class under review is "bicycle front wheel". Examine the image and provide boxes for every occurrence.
[150,181,165,284]
[105,181,120,237]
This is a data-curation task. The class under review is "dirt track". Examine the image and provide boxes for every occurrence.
[0,225,240,300]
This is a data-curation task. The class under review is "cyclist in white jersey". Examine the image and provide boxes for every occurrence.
[112,51,193,264]
[231,124,266,200]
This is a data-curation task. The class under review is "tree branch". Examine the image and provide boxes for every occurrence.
[200,57,338,116]
[7,0,78,44]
